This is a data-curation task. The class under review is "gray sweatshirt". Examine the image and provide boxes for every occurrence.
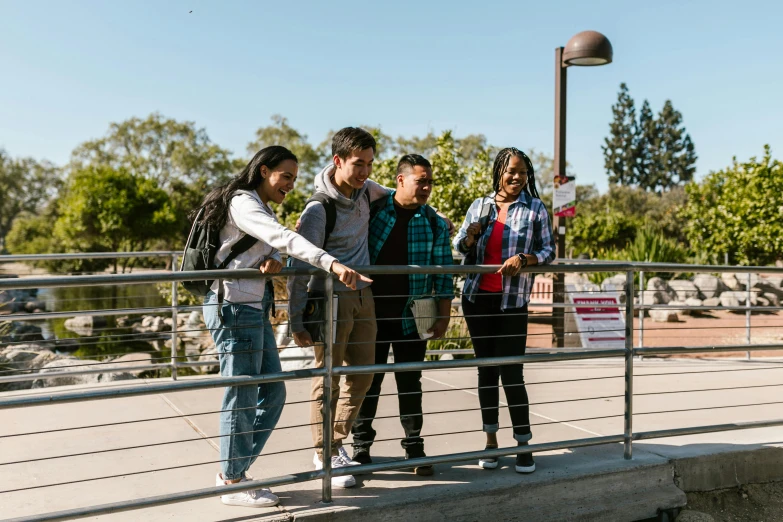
[287,165,390,332]
[211,189,336,308]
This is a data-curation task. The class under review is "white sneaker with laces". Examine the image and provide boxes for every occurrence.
[215,473,280,507]
[338,446,361,466]
[312,453,357,488]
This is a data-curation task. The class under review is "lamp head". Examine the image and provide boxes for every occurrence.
[563,31,613,66]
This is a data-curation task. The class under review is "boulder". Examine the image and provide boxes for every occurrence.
[63,315,107,337]
[765,276,783,289]
[721,273,742,290]
[692,274,727,299]
[649,309,679,322]
[702,297,721,309]
[24,300,46,313]
[141,316,156,328]
[601,273,627,293]
[762,292,780,307]
[0,321,44,343]
[31,358,138,388]
[105,353,154,376]
[197,346,219,374]
[645,278,677,304]
[754,280,783,301]
[685,297,704,314]
[675,510,715,522]
[668,280,700,301]
[757,296,771,307]
[719,291,743,308]
[667,301,690,316]
[0,345,64,392]
[187,311,202,325]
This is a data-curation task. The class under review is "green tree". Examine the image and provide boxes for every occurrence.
[0,150,61,251]
[602,83,638,185]
[54,166,177,272]
[681,146,783,266]
[71,113,240,188]
[649,100,697,191]
[247,115,321,180]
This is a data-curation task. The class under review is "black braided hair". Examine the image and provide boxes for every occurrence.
[491,147,540,199]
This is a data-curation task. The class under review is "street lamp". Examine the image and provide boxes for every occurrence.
[552,30,613,348]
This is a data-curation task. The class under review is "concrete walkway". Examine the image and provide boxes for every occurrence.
[2,357,783,521]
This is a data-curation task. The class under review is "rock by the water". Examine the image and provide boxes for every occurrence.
[106,353,154,376]
[645,278,677,304]
[0,322,44,343]
[187,311,201,325]
[601,273,627,292]
[63,315,107,337]
[762,292,780,307]
[721,273,742,290]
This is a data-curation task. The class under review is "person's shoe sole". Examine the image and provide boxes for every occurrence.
[221,496,280,508]
[415,465,434,476]
[515,463,536,473]
[479,459,499,469]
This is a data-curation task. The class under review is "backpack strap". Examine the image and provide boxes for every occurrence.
[369,193,391,221]
[216,233,259,269]
[421,205,441,238]
[305,192,337,246]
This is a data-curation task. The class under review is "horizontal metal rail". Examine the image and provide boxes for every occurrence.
[633,418,783,440]
[635,343,783,356]
[639,304,783,312]
[0,350,624,410]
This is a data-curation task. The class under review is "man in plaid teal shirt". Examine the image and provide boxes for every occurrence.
[351,154,454,474]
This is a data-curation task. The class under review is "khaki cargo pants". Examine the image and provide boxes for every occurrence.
[311,286,377,458]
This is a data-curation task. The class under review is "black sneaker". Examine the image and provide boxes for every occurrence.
[515,442,535,474]
[352,448,372,465]
[405,451,434,476]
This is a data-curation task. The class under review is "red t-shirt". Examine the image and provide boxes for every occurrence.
[479,205,507,292]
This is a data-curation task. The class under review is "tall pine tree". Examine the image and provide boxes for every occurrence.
[602,83,638,185]
[651,100,697,191]
[603,85,697,192]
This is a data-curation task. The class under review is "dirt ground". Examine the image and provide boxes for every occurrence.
[680,482,783,522]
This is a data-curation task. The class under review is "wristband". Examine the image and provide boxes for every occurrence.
[517,253,528,268]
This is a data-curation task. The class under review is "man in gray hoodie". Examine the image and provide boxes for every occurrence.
[288,127,389,488]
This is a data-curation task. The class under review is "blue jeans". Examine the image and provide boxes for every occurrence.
[203,291,286,481]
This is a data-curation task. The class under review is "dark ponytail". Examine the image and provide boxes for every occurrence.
[193,146,298,228]
[491,147,540,199]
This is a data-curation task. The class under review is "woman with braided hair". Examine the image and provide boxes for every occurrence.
[453,147,555,473]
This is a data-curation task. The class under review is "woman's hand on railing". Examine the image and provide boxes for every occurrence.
[259,258,283,274]
[330,262,373,290]
[497,256,523,276]
[293,330,314,347]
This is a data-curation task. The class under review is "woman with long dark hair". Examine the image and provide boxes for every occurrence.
[453,147,555,474]
[200,145,370,507]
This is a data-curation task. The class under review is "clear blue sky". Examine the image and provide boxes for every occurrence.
[1,0,781,191]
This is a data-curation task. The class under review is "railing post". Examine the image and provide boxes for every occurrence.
[171,253,179,381]
[638,271,645,351]
[746,272,752,360]
[321,274,334,503]
[624,269,634,460]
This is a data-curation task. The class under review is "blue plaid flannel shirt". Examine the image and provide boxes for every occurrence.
[453,192,556,310]
[368,192,455,335]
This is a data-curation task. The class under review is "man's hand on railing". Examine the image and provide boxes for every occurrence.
[259,258,283,274]
[293,330,314,348]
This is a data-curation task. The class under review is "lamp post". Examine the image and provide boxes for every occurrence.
[552,30,613,348]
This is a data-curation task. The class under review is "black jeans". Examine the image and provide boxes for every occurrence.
[351,318,428,455]
[462,290,531,442]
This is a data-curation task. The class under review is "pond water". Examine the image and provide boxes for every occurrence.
[32,284,171,360]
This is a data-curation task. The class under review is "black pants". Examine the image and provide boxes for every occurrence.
[351,318,428,455]
[462,290,531,442]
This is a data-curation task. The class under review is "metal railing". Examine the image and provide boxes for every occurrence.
[1,255,783,521]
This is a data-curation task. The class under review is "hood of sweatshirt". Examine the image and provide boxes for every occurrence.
[314,164,370,208]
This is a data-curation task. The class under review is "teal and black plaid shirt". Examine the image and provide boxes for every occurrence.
[368,192,455,335]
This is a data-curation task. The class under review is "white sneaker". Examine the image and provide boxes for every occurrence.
[215,473,280,507]
[338,446,361,466]
[313,453,357,488]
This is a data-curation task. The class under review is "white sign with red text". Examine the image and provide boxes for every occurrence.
[568,292,626,349]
